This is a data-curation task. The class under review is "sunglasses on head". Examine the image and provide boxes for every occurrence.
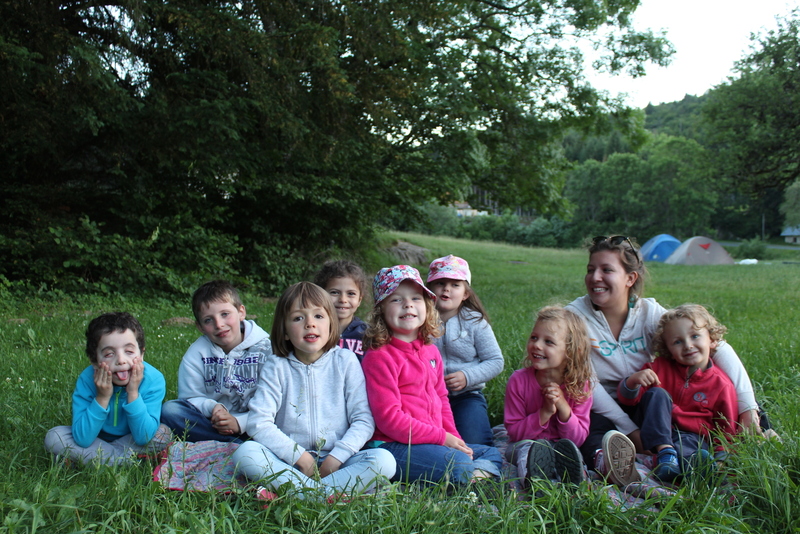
[592,235,640,263]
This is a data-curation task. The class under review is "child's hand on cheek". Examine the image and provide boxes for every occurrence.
[126,356,144,401]
[93,363,113,408]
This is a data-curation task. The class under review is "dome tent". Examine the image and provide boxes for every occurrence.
[640,234,681,262]
[665,236,734,265]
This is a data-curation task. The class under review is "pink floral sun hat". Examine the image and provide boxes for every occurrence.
[426,254,471,285]
[373,265,436,305]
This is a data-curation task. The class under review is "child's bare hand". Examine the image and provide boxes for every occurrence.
[93,363,113,406]
[541,383,564,404]
[295,452,317,478]
[126,356,144,400]
[626,369,660,389]
[318,455,343,478]
[444,371,467,392]
[211,404,241,435]
[444,432,473,458]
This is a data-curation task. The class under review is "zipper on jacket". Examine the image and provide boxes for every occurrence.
[307,365,318,453]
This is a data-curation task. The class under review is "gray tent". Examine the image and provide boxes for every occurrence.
[665,236,734,265]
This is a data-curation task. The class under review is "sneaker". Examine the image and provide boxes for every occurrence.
[652,446,681,482]
[326,492,350,505]
[553,439,584,485]
[526,440,556,482]
[601,431,641,486]
[256,486,278,508]
[688,449,716,479]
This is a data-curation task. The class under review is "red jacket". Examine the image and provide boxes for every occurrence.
[363,337,460,445]
[618,357,738,443]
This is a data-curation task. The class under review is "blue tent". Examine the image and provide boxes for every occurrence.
[640,234,681,262]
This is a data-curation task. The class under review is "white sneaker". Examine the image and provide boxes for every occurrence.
[601,431,641,486]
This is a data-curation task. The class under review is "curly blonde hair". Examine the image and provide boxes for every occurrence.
[652,304,727,360]
[524,306,593,403]
[364,294,442,350]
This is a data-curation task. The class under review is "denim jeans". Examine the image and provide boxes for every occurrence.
[380,441,502,484]
[634,387,674,453]
[160,399,245,443]
[449,390,494,447]
[232,441,396,499]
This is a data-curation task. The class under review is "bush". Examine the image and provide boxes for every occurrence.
[735,237,769,259]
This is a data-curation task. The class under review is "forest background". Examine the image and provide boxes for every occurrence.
[3,0,800,298]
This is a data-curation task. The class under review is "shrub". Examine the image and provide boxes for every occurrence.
[735,237,769,259]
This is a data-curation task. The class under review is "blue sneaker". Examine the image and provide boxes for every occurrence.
[652,447,681,482]
[688,448,717,479]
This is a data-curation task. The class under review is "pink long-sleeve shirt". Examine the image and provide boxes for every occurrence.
[504,367,592,446]
[363,337,460,445]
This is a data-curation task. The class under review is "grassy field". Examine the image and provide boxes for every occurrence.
[1,232,798,533]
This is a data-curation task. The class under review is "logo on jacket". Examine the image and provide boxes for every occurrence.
[693,392,708,405]
[430,359,436,369]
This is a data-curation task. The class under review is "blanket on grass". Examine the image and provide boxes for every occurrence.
[491,424,677,509]
[152,427,678,509]
[153,440,245,492]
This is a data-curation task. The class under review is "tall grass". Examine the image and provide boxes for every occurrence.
[0,232,797,533]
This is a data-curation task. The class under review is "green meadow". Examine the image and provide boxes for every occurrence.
[1,233,798,533]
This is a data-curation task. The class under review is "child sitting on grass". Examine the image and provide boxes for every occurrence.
[160,280,272,442]
[504,306,593,486]
[232,282,395,501]
[616,304,738,481]
[426,254,504,447]
[45,312,170,465]
[362,265,502,485]
[313,260,369,361]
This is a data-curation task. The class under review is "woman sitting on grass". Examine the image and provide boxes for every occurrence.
[566,235,767,486]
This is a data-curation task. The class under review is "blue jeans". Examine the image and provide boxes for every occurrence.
[160,399,245,443]
[381,441,502,484]
[634,388,674,453]
[450,391,494,447]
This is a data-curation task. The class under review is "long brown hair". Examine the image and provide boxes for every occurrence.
[586,236,647,299]
[271,282,340,357]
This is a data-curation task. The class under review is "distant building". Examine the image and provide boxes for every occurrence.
[781,226,800,244]
[453,201,488,217]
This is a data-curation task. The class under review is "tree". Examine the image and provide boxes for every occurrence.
[1,0,673,294]
[565,134,715,240]
[780,180,800,228]
[704,12,800,195]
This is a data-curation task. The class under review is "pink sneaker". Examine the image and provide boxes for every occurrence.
[256,486,278,508]
[326,492,350,505]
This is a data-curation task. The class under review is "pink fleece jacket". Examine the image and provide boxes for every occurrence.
[504,367,593,446]
[363,337,460,445]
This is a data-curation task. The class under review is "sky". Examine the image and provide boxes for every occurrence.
[584,0,800,108]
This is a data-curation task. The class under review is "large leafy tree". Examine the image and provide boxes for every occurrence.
[704,12,800,195]
[1,0,672,293]
[565,134,715,240]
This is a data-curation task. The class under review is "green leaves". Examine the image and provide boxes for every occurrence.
[1,0,674,295]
